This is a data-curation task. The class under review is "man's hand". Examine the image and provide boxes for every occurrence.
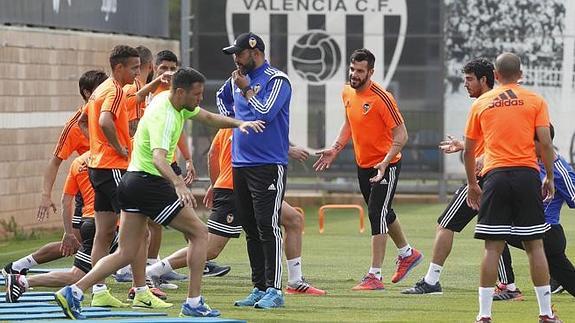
[203,185,214,209]
[232,69,250,90]
[370,161,390,183]
[116,146,129,159]
[314,148,338,171]
[60,233,80,257]
[37,195,57,222]
[160,71,174,84]
[466,182,482,210]
[184,159,196,185]
[238,120,265,134]
[288,146,310,162]
[175,182,197,208]
[542,176,555,203]
[439,135,464,154]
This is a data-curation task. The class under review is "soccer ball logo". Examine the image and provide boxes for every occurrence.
[291,31,342,84]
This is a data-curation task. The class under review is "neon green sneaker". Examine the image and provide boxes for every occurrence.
[91,289,130,308]
[132,289,173,309]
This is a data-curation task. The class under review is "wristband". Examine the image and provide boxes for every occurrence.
[241,86,251,96]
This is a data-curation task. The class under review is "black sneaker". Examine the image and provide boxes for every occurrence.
[550,278,564,294]
[203,261,231,277]
[6,274,26,303]
[493,284,524,301]
[2,263,28,276]
[401,278,443,295]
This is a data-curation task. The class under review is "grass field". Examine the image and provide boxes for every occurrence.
[1,203,574,322]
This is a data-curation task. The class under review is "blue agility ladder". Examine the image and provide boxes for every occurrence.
[0,306,109,314]
[24,318,246,323]
[0,296,55,303]
[0,310,167,321]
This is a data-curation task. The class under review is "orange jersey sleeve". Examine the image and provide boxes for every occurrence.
[213,128,234,190]
[53,108,90,160]
[124,79,144,122]
[344,81,403,168]
[87,78,131,169]
[465,84,549,175]
[63,152,95,217]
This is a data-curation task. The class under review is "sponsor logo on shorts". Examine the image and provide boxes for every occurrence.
[226,214,234,224]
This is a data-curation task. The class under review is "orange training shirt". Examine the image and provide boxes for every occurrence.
[212,128,234,190]
[465,83,550,175]
[53,107,90,160]
[85,78,131,169]
[343,81,404,168]
[63,152,95,217]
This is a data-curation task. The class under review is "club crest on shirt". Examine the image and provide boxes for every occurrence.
[362,103,371,114]
[226,214,234,224]
[252,84,261,95]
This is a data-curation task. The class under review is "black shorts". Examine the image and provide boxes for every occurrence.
[475,167,549,241]
[207,188,242,238]
[72,193,84,229]
[118,171,183,226]
[357,160,401,235]
[436,178,483,232]
[171,162,182,176]
[88,168,125,214]
[73,218,118,274]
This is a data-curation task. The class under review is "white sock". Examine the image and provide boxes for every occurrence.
[286,257,303,285]
[398,244,412,258]
[506,283,517,292]
[186,296,202,307]
[534,285,553,317]
[477,287,494,320]
[12,255,38,271]
[369,267,382,280]
[424,263,443,285]
[19,275,29,289]
[146,258,159,266]
[92,284,107,294]
[116,265,132,275]
[134,285,149,294]
[71,284,84,300]
[146,259,172,277]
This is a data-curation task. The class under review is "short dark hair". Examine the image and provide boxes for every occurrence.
[79,70,108,101]
[135,45,153,65]
[171,68,205,92]
[462,58,495,88]
[155,50,178,66]
[350,48,375,69]
[535,123,555,141]
[109,45,139,69]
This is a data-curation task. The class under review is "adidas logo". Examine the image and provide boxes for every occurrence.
[268,183,276,191]
[380,179,388,185]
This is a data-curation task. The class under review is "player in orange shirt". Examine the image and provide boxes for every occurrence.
[5,152,118,304]
[136,50,178,104]
[463,53,560,323]
[3,70,107,277]
[315,49,422,291]
[125,46,154,137]
[77,45,153,307]
[145,129,326,295]
[403,58,494,295]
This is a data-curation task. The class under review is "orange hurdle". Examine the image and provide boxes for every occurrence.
[292,207,305,234]
[318,204,365,234]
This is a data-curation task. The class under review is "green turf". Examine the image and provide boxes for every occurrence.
[1,203,574,322]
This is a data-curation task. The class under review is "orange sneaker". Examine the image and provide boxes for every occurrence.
[391,248,423,283]
[286,278,326,295]
[351,273,385,291]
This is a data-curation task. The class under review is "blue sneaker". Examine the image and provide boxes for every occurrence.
[234,288,266,307]
[160,270,187,281]
[254,287,284,309]
[54,286,85,320]
[179,297,220,317]
[113,271,133,282]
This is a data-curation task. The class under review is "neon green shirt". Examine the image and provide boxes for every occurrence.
[128,91,200,176]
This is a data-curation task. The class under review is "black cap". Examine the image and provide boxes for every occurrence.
[222,32,265,55]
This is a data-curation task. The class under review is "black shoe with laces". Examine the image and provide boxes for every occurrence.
[6,274,26,303]
[203,261,231,277]
[2,263,28,276]
[401,278,443,295]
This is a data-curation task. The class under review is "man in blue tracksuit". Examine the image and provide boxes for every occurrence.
[495,125,575,300]
[218,32,292,309]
